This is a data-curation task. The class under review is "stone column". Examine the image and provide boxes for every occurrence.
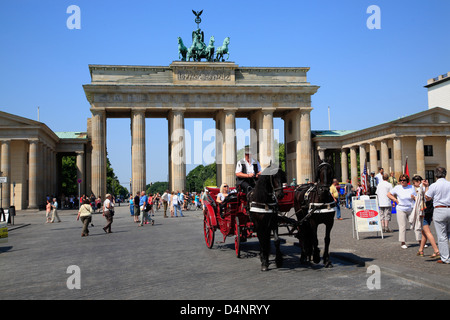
[76,151,85,195]
[249,111,262,162]
[359,144,367,169]
[28,140,39,209]
[369,142,378,174]
[215,111,224,186]
[416,136,425,178]
[380,139,389,173]
[91,110,107,199]
[1,140,11,208]
[341,148,348,182]
[298,109,312,183]
[259,108,275,169]
[446,136,450,182]
[224,109,237,187]
[350,146,358,188]
[46,146,51,197]
[168,109,186,192]
[393,137,402,179]
[131,110,146,195]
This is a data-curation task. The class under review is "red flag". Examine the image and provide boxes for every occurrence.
[405,157,410,184]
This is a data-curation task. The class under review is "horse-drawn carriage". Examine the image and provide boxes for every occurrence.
[202,161,337,271]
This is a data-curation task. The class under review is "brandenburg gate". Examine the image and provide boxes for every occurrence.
[83,62,319,198]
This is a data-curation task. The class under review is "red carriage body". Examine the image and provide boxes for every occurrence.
[203,185,296,257]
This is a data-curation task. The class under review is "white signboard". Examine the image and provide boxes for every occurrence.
[352,196,383,240]
[0,177,7,183]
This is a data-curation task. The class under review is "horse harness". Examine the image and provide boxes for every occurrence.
[294,183,336,226]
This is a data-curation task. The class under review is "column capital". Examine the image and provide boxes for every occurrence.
[131,109,146,116]
[260,107,276,114]
[90,108,106,116]
[299,107,313,114]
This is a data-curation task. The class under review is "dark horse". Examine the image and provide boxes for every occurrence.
[247,164,287,271]
[294,159,336,268]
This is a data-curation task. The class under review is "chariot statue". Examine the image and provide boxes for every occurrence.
[177,10,230,62]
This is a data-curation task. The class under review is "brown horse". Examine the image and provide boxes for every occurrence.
[294,160,336,268]
[247,164,287,271]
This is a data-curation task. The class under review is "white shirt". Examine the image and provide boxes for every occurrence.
[390,184,415,212]
[235,158,261,175]
[426,178,450,207]
[375,180,392,207]
[172,194,179,205]
[104,199,113,212]
[375,173,383,186]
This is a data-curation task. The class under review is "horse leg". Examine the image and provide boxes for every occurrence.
[299,224,312,266]
[323,217,334,268]
[312,223,321,264]
[258,231,270,271]
[273,226,283,268]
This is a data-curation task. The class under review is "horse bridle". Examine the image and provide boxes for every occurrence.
[249,173,283,214]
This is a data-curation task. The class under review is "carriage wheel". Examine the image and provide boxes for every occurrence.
[203,211,215,249]
[235,216,241,258]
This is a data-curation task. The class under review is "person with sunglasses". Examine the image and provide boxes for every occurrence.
[217,183,230,218]
[388,174,421,249]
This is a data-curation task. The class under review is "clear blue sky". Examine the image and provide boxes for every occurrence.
[1,1,449,187]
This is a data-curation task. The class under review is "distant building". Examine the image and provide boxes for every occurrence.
[426,71,450,110]
[0,111,90,210]
[313,107,450,186]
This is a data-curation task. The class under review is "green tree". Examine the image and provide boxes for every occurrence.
[146,181,169,195]
[186,163,216,191]
[106,157,129,198]
[61,155,77,195]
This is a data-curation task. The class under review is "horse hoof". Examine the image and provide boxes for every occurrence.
[324,262,333,268]
[261,264,269,272]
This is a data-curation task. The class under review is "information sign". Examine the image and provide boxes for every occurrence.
[352,195,383,240]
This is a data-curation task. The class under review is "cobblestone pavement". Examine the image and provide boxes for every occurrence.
[1,203,450,302]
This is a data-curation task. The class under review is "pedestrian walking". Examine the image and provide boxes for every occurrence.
[45,199,52,223]
[50,197,61,223]
[77,198,93,237]
[388,171,398,187]
[344,179,353,209]
[412,175,440,258]
[387,174,421,249]
[330,179,342,220]
[376,173,393,233]
[129,195,134,218]
[173,191,183,217]
[369,172,377,195]
[133,192,140,223]
[102,194,114,233]
[139,191,149,226]
[162,190,169,218]
[424,167,450,264]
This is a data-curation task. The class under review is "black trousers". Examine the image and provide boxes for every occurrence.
[237,178,256,194]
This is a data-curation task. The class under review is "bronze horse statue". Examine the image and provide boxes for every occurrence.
[294,159,336,268]
[247,164,287,271]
